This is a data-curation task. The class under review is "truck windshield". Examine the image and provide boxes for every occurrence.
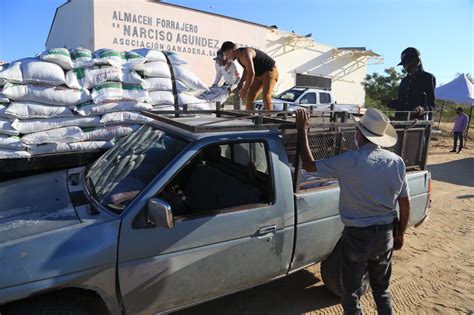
[84,125,188,212]
[276,88,305,102]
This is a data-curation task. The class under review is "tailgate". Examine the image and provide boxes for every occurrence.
[406,170,432,227]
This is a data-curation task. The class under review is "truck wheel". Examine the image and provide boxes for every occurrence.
[2,293,108,315]
[320,240,370,297]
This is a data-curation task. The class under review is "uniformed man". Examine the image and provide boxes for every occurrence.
[296,108,411,315]
[392,47,436,120]
[211,49,242,109]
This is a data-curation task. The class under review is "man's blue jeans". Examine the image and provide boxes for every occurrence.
[453,131,464,151]
[341,224,394,315]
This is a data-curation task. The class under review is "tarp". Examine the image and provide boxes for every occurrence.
[435,74,474,106]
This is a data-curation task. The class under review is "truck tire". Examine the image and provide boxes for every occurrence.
[320,240,370,297]
[2,292,109,315]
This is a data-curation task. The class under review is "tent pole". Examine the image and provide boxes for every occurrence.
[465,105,473,147]
[437,100,444,129]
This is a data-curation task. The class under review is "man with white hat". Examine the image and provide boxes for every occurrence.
[296,108,411,315]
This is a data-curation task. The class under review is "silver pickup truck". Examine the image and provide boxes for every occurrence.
[0,111,432,314]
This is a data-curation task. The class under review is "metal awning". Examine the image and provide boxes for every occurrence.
[334,47,383,64]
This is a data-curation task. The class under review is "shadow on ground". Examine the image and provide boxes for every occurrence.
[457,194,474,199]
[428,157,474,187]
[174,269,340,314]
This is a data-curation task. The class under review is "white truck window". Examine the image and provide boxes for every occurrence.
[319,92,331,104]
[299,93,316,104]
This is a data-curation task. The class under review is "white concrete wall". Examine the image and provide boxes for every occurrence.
[46,0,95,50]
[266,29,368,106]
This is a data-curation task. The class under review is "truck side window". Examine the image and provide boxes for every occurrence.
[299,92,316,104]
[159,141,272,217]
[319,92,331,104]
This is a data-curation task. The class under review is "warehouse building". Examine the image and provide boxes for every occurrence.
[46,0,383,106]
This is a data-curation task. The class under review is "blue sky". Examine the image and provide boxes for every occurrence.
[0,0,472,85]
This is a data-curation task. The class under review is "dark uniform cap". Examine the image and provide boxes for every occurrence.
[398,47,420,66]
[213,49,224,61]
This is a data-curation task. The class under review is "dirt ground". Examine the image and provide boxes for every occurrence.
[178,123,473,315]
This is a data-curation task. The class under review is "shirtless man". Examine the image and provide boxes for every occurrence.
[220,41,278,110]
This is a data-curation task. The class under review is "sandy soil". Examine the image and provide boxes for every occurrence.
[177,122,473,315]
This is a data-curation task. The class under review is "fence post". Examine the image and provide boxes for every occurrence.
[330,103,335,122]
[283,103,288,120]
[174,104,180,118]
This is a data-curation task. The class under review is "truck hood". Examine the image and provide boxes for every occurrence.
[0,170,80,243]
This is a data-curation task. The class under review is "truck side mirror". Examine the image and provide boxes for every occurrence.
[148,198,174,229]
[300,99,309,104]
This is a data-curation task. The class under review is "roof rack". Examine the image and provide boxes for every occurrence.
[141,108,432,175]
[140,107,359,133]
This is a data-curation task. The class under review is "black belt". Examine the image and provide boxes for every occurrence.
[347,222,393,231]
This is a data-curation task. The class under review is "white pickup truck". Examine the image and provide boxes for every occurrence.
[255,86,361,114]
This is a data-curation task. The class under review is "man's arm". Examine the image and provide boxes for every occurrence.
[212,63,223,86]
[296,109,317,172]
[394,196,411,250]
[237,68,247,89]
[463,115,469,132]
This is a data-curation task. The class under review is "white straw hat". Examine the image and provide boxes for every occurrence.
[356,108,398,147]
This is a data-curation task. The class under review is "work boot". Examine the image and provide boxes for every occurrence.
[450,149,456,152]
[457,150,462,154]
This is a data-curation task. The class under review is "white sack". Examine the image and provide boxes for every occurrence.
[165,51,187,65]
[178,93,213,108]
[0,135,26,150]
[21,126,85,145]
[0,59,66,86]
[70,47,95,68]
[173,65,208,91]
[12,116,101,134]
[148,91,175,105]
[66,66,144,89]
[75,101,152,116]
[0,104,10,118]
[94,48,126,66]
[100,111,153,124]
[0,93,9,103]
[132,49,187,65]
[135,61,171,78]
[2,83,91,106]
[39,48,73,70]
[135,63,207,90]
[144,77,188,92]
[0,118,19,136]
[82,125,140,141]
[5,101,74,119]
[91,82,148,104]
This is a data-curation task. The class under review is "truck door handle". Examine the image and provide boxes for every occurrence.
[257,225,277,236]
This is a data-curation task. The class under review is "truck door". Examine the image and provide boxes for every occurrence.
[117,139,294,314]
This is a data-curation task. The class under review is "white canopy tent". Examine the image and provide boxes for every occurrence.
[435,74,473,139]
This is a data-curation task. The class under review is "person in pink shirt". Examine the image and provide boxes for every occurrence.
[451,107,469,153]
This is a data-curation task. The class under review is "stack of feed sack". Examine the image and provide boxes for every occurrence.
[0,47,212,159]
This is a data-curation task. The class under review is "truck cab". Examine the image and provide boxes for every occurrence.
[255,86,361,114]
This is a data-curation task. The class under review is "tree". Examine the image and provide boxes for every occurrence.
[361,67,406,110]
